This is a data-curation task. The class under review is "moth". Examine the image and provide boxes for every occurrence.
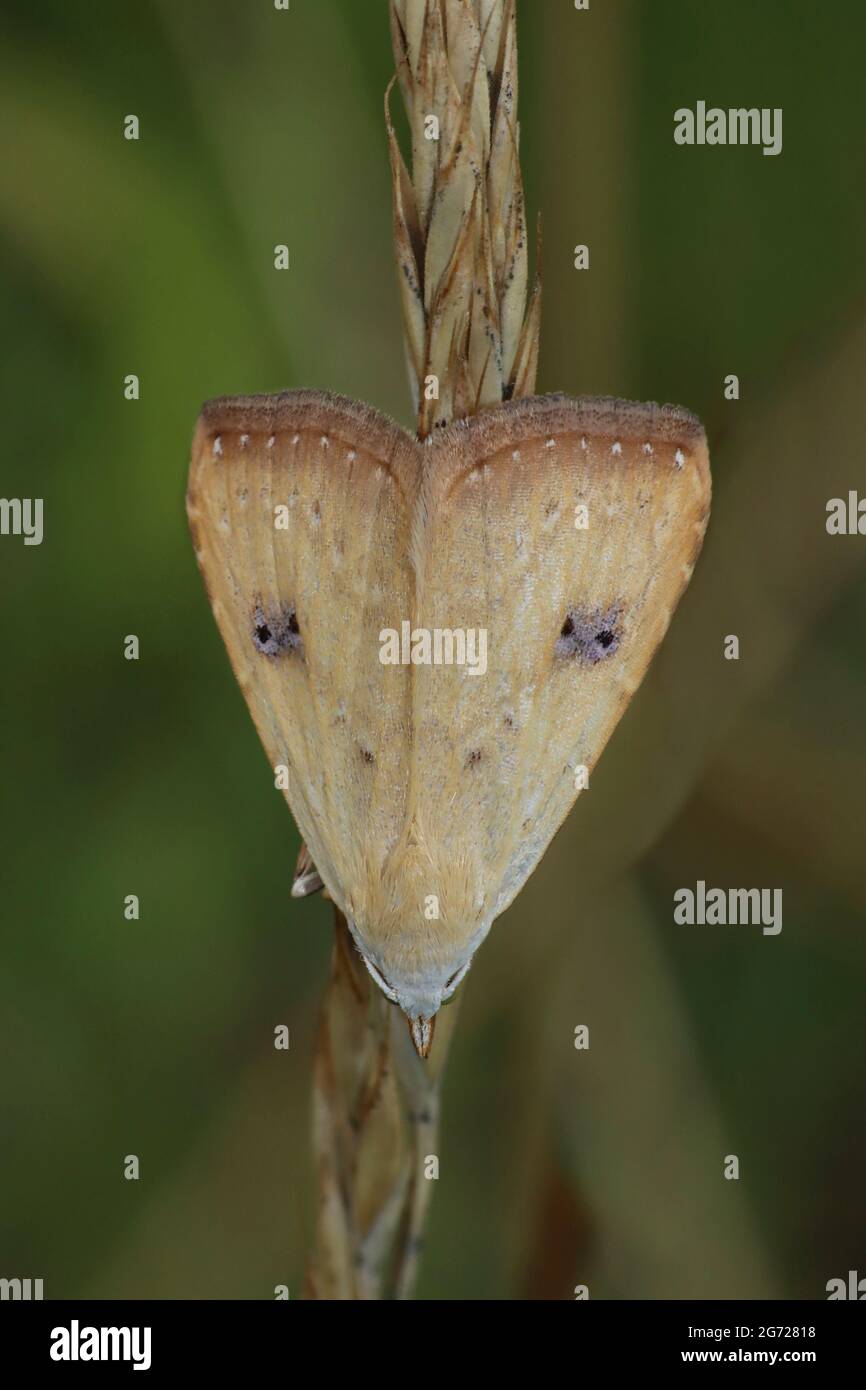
[188,389,710,1055]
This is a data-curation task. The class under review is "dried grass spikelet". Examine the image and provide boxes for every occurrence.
[388,0,542,436]
[304,912,460,1300]
[306,0,538,1299]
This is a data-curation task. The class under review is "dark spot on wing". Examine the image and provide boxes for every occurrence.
[252,602,303,658]
[556,604,623,665]
[360,747,375,765]
[466,748,483,769]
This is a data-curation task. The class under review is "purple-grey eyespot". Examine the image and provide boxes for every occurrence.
[252,603,302,658]
[556,604,623,665]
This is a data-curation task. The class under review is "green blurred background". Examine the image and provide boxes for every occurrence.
[1,0,865,1300]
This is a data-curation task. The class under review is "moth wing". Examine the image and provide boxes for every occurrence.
[414,394,711,924]
[187,390,420,915]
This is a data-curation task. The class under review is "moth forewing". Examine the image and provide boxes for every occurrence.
[410,395,711,926]
[187,390,420,926]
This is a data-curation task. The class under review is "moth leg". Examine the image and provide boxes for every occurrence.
[291,842,327,900]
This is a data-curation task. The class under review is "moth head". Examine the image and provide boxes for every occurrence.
[358,949,473,1057]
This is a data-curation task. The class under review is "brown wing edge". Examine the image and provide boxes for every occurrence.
[424,393,711,550]
[187,388,423,567]
[434,392,708,496]
[193,388,413,466]
[444,392,706,450]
